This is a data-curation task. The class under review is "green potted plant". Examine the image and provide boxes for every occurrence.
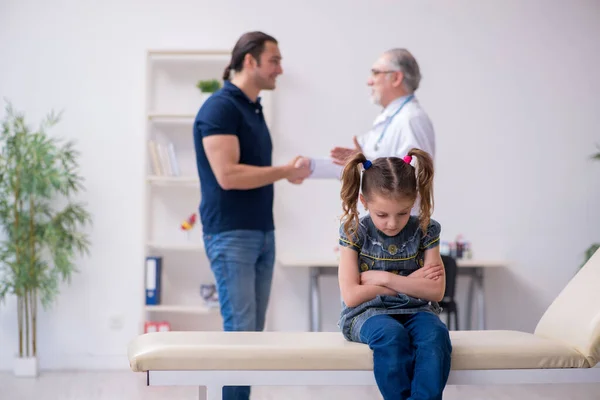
[582,144,600,269]
[196,79,222,104]
[196,79,221,94]
[0,102,92,377]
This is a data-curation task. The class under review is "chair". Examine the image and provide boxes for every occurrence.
[440,255,459,330]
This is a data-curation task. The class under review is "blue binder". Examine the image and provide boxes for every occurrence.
[145,256,162,305]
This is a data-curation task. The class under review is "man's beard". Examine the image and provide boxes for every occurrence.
[255,74,276,90]
[370,90,381,106]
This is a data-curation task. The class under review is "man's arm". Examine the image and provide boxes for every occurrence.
[338,246,397,308]
[197,95,309,189]
[203,135,308,190]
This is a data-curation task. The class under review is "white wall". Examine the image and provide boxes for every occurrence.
[0,0,599,370]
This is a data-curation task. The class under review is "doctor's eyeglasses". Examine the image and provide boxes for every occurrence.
[370,69,400,76]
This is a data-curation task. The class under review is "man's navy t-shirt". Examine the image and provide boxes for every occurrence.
[193,81,274,234]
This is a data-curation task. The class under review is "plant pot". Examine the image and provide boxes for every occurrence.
[199,91,213,103]
[13,356,38,378]
[192,91,213,114]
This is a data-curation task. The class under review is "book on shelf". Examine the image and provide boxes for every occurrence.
[148,139,180,176]
[145,256,162,305]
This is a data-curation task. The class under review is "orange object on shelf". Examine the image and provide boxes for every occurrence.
[181,213,197,231]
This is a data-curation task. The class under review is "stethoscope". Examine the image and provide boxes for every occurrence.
[373,94,415,151]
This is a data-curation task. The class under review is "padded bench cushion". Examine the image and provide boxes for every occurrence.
[128,330,590,372]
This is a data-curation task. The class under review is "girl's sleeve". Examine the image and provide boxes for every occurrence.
[338,221,365,252]
[420,219,441,250]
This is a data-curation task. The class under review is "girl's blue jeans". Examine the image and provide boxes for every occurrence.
[359,312,452,400]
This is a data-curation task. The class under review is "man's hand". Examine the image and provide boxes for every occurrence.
[330,136,362,166]
[287,156,311,184]
[409,265,444,281]
[360,270,392,287]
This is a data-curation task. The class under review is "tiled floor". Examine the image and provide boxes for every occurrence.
[0,371,599,400]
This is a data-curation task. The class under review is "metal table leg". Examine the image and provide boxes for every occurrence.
[465,268,475,330]
[204,385,222,400]
[463,266,486,330]
[309,267,321,332]
[475,268,486,330]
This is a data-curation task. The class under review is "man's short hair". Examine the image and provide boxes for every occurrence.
[385,48,421,92]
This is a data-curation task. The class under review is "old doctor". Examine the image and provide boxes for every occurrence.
[299,48,435,177]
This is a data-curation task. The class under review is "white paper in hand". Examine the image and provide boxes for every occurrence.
[309,158,344,180]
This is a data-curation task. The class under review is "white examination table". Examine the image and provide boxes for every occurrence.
[128,249,600,400]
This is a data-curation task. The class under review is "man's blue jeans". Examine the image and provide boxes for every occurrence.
[203,229,275,400]
[359,312,452,400]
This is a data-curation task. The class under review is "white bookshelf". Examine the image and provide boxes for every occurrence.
[141,50,210,333]
[142,49,276,333]
[146,242,205,251]
[147,176,199,187]
[148,113,195,122]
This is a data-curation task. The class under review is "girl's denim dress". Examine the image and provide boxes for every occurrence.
[338,215,442,343]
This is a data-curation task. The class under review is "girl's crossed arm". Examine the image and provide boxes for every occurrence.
[360,246,446,302]
[338,246,397,308]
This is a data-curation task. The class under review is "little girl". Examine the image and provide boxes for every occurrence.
[337,148,452,400]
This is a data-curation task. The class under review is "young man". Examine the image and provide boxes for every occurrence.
[193,31,310,400]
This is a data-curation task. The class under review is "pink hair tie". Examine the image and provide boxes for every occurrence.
[403,155,412,164]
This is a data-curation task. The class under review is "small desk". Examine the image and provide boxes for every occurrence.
[279,259,506,332]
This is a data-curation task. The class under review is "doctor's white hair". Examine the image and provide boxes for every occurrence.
[384,48,421,93]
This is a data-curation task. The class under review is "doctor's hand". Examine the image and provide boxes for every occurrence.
[330,136,362,166]
[287,156,311,184]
